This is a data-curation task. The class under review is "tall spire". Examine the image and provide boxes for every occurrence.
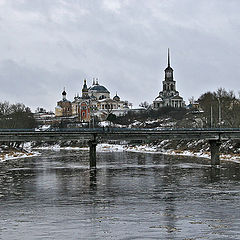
[168,48,170,67]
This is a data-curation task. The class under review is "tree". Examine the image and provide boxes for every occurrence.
[106,113,117,124]
[0,102,36,129]
[139,101,149,109]
[188,96,195,105]
[198,88,240,128]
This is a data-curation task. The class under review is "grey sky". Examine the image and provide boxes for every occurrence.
[0,0,239,111]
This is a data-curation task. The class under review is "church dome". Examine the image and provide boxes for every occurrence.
[113,94,120,101]
[89,85,110,93]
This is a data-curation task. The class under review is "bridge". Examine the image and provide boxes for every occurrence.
[0,128,240,168]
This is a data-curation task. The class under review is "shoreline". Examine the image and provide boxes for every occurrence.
[0,150,40,162]
[32,143,240,164]
[1,144,239,164]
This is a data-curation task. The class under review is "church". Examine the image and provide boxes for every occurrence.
[153,49,185,109]
[55,79,129,121]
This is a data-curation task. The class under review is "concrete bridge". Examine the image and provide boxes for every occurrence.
[0,128,240,168]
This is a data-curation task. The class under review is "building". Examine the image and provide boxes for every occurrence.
[55,79,130,121]
[55,89,72,117]
[153,49,185,109]
[34,108,55,125]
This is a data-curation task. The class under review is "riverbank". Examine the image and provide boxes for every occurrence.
[0,149,40,162]
[97,143,240,164]
[32,143,240,164]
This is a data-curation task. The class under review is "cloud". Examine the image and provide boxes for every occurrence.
[0,0,239,111]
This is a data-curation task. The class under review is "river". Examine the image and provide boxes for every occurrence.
[0,149,240,240]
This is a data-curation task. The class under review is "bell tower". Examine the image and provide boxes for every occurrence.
[153,48,185,109]
[162,48,176,95]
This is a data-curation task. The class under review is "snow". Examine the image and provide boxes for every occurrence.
[2,142,240,164]
[33,144,88,151]
[97,143,126,152]
[98,144,240,163]
[31,143,240,163]
[35,125,51,131]
[0,151,40,162]
[99,121,110,127]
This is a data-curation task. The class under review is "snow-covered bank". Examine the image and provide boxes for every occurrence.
[122,144,240,164]
[33,145,88,151]
[31,143,240,164]
[33,143,124,152]
[98,143,240,164]
[97,143,126,152]
[0,151,40,162]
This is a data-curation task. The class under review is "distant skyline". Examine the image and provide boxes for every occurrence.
[0,0,240,111]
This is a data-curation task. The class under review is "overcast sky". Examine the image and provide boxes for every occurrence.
[0,0,239,111]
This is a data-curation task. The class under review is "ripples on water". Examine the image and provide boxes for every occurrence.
[0,150,240,240]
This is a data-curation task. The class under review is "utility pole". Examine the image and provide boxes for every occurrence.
[217,97,221,127]
[210,105,213,128]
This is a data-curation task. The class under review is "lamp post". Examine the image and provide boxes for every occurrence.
[217,97,221,127]
[210,105,213,128]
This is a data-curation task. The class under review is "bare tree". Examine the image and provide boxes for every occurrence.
[139,101,149,109]
[198,88,240,128]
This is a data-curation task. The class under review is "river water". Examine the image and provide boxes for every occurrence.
[0,149,240,240]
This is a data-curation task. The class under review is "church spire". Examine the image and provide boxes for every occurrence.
[168,48,170,67]
[165,48,174,81]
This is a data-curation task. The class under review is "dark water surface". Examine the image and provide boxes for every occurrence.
[0,150,240,240]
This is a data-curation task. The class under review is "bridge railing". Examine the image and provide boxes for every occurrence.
[0,127,240,133]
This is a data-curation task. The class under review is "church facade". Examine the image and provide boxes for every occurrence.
[55,79,129,121]
[153,49,185,109]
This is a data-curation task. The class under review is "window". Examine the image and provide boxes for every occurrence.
[166,71,172,78]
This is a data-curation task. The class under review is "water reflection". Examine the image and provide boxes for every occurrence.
[89,169,97,191]
[210,167,221,182]
[0,150,240,240]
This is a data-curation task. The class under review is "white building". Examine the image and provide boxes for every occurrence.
[55,79,130,121]
[153,49,185,109]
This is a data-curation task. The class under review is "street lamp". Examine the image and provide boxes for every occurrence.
[217,97,221,127]
[210,105,213,128]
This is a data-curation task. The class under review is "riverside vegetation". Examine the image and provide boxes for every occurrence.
[0,101,36,159]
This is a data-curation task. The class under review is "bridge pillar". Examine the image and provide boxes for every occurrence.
[89,141,97,169]
[209,140,221,166]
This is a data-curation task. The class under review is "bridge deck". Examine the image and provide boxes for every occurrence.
[1,128,239,167]
[0,128,239,142]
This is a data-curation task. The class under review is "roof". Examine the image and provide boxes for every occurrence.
[89,84,110,93]
[170,95,183,100]
[58,99,71,103]
[154,96,164,101]
[98,98,113,102]
[165,66,174,72]
[113,94,120,101]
